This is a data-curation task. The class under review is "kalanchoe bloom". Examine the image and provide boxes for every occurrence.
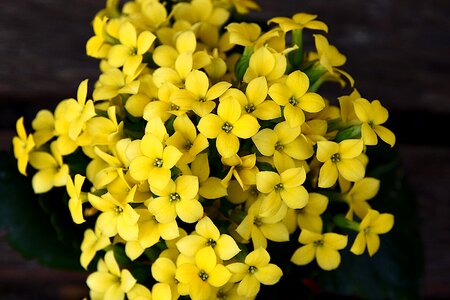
[176,246,232,300]
[350,209,394,256]
[291,229,348,271]
[227,247,283,298]
[197,96,260,158]
[353,98,396,147]
[269,13,328,33]
[176,216,241,260]
[12,117,35,176]
[344,177,380,220]
[316,139,365,188]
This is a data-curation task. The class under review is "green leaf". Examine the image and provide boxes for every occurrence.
[0,150,82,270]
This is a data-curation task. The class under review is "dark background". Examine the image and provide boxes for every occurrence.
[0,0,449,299]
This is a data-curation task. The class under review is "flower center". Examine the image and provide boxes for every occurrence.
[169,192,181,202]
[249,186,259,197]
[184,141,193,150]
[170,103,180,111]
[222,122,233,133]
[114,206,123,215]
[274,183,284,191]
[313,239,324,247]
[248,266,257,274]
[206,238,217,247]
[275,142,284,151]
[253,217,262,226]
[198,270,209,281]
[153,158,164,167]
[245,103,256,113]
[331,153,341,163]
[289,97,298,106]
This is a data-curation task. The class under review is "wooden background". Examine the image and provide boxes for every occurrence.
[0,0,449,299]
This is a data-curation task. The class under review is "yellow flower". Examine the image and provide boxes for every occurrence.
[107,21,156,68]
[269,13,328,33]
[344,177,380,220]
[87,187,140,241]
[125,74,159,117]
[125,207,179,260]
[86,16,111,59]
[12,117,35,176]
[28,142,69,194]
[291,229,348,271]
[128,130,183,190]
[350,209,394,256]
[197,96,260,158]
[353,98,396,147]
[171,70,231,117]
[221,153,258,190]
[256,167,309,217]
[31,109,55,147]
[166,114,209,164]
[151,256,179,300]
[87,250,138,300]
[316,139,365,188]
[224,76,281,120]
[296,193,328,233]
[176,246,232,300]
[176,216,241,260]
[226,22,279,48]
[226,0,260,15]
[236,199,290,249]
[227,248,283,298]
[243,46,287,83]
[252,120,313,172]
[147,175,203,224]
[80,227,111,270]
[67,174,87,224]
[269,70,325,127]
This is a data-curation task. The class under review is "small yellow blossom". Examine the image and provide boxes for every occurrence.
[80,227,111,270]
[350,209,394,256]
[87,250,138,300]
[291,229,348,271]
[151,256,179,300]
[297,193,328,233]
[176,246,232,300]
[227,248,283,298]
[269,70,325,127]
[197,96,260,158]
[344,177,380,220]
[12,117,35,176]
[243,46,287,83]
[176,216,241,260]
[148,175,203,224]
[269,13,328,33]
[316,139,365,188]
[353,98,396,147]
[67,174,87,224]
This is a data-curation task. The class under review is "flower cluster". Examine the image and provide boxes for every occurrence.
[12,0,396,299]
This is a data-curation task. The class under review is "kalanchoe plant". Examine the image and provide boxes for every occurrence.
[10,0,404,299]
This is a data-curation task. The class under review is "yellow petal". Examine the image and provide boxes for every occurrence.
[246,76,268,105]
[268,83,290,106]
[218,97,242,124]
[119,22,137,48]
[339,139,363,159]
[253,100,281,120]
[318,160,338,188]
[366,232,381,256]
[196,246,217,274]
[176,199,203,223]
[120,269,137,292]
[216,234,241,260]
[361,123,378,146]
[237,275,260,298]
[153,45,178,67]
[216,132,240,158]
[251,129,277,156]
[151,257,176,282]
[286,71,309,99]
[254,264,282,285]
[371,213,394,234]
[291,244,315,265]
[336,159,365,182]
[280,186,308,209]
[232,114,260,139]
[353,98,371,123]
[281,167,306,187]
[374,125,396,147]
[32,169,56,194]
[284,104,305,127]
[350,232,366,255]
[137,31,156,55]
[199,177,228,199]
[256,171,279,193]
[197,114,223,138]
[323,233,348,250]
[176,31,197,53]
[208,264,232,287]
[195,216,220,240]
[185,70,209,97]
[299,92,325,113]
[316,246,341,270]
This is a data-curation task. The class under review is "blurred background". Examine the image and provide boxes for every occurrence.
[0,0,449,299]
